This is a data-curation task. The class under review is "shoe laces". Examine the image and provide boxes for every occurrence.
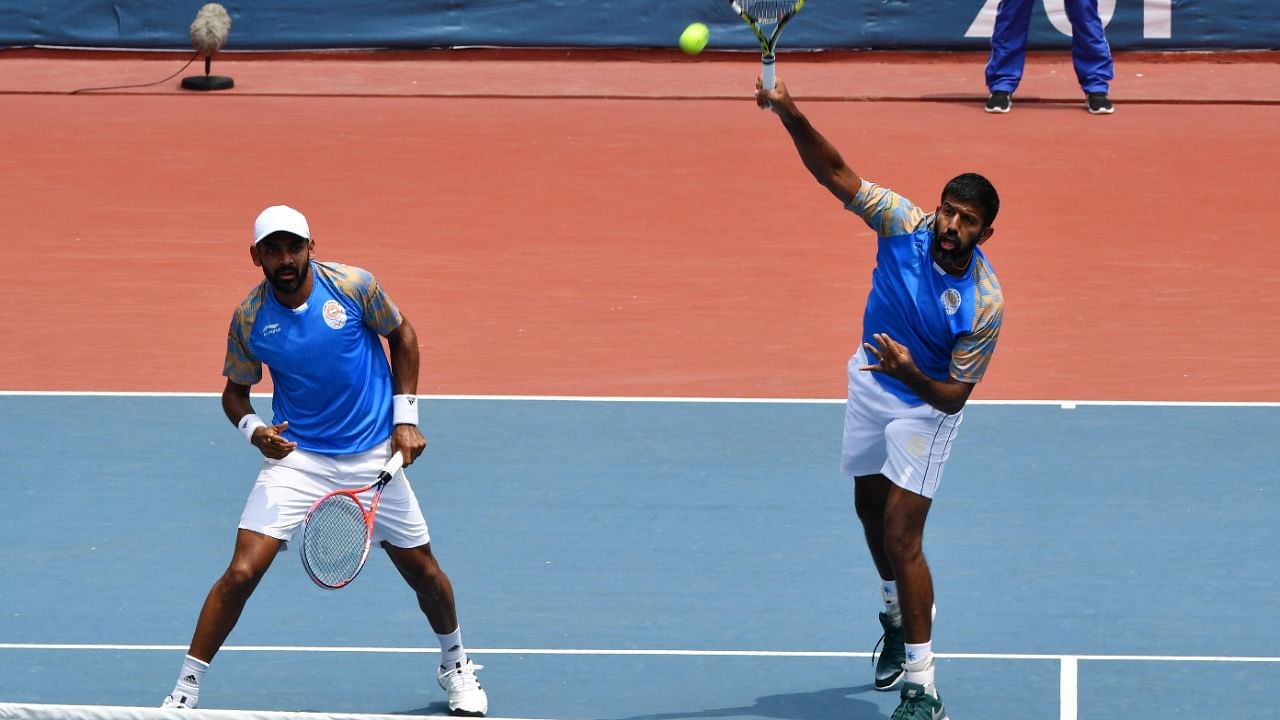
[440,661,485,692]
[872,614,904,669]
[890,684,941,720]
[889,697,921,720]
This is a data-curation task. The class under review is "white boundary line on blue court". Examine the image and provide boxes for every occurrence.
[1060,656,1078,720]
[4,645,1279,720]
[2,391,1278,408]
[2,640,1280,661]
[0,702,551,720]
[3,643,1278,662]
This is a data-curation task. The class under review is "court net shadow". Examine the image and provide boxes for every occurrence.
[599,685,887,720]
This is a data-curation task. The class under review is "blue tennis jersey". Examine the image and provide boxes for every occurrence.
[846,180,1004,406]
[223,261,403,455]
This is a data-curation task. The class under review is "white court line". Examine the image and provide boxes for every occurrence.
[0,703,551,720]
[1061,656,1078,720]
[4,646,1273,720]
[1,390,1278,407]
[2,644,1278,662]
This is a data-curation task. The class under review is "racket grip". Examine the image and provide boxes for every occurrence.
[381,450,405,479]
[761,56,776,91]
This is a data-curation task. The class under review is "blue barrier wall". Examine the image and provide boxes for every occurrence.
[0,1,1276,52]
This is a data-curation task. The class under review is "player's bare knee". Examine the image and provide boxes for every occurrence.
[882,526,923,566]
[423,556,450,588]
[388,545,442,584]
[218,562,264,595]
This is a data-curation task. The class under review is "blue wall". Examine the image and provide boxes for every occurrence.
[1,1,1275,51]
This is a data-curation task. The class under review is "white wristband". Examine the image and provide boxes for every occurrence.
[392,394,420,426]
[237,413,267,443]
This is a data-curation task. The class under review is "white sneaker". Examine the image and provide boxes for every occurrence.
[161,693,195,709]
[436,659,488,717]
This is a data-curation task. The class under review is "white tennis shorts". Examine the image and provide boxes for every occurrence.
[841,348,963,499]
[239,440,431,549]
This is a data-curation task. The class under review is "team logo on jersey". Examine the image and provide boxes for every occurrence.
[322,299,348,329]
[906,434,929,458]
[940,288,962,316]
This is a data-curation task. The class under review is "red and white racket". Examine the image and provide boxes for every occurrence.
[299,450,405,589]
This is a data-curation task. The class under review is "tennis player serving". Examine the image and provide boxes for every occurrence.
[757,79,1004,720]
[162,205,488,717]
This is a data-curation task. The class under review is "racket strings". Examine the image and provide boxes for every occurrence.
[734,0,803,22]
[301,495,370,586]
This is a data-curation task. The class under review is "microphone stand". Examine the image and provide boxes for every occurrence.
[182,52,234,91]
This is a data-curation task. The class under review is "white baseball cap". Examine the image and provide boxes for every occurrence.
[253,205,311,244]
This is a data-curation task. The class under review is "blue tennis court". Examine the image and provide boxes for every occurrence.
[1,394,1276,719]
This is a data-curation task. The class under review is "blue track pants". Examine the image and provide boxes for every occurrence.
[985,0,1114,94]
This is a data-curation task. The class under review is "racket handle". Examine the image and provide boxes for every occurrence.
[380,450,405,480]
[761,56,776,91]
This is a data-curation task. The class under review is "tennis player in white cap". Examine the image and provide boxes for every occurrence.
[163,205,488,716]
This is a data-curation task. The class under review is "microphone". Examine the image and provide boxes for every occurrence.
[182,3,234,91]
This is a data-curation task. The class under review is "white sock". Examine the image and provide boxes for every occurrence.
[436,627,467,667]
[880,580,901,625]
[904,645,934,686]
[170,654,209,707]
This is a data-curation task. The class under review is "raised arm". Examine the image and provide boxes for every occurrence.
[756,78,862,205]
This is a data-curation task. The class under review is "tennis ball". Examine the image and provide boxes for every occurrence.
[679,22,710,55]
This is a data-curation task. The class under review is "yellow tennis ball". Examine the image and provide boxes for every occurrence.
[679,22,710,55]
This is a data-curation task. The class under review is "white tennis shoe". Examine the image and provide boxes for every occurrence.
[161,693,195,709]
[437,659,488,717]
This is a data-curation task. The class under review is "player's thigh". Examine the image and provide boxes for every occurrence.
[382,541,447,594]
[882,410,964,499]
[225,528,284,579]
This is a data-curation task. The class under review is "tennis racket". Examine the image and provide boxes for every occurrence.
[728,0,806,91]
[299,450,405,589]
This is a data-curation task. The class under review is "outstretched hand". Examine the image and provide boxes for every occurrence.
[861,333,917,380]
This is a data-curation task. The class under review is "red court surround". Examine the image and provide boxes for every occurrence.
[3,50,1278,401]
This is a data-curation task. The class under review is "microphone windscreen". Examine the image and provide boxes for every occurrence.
[189,3,231,54]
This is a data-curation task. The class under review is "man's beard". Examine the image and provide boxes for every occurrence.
[268,260,309,294]
[931,223,973,274]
